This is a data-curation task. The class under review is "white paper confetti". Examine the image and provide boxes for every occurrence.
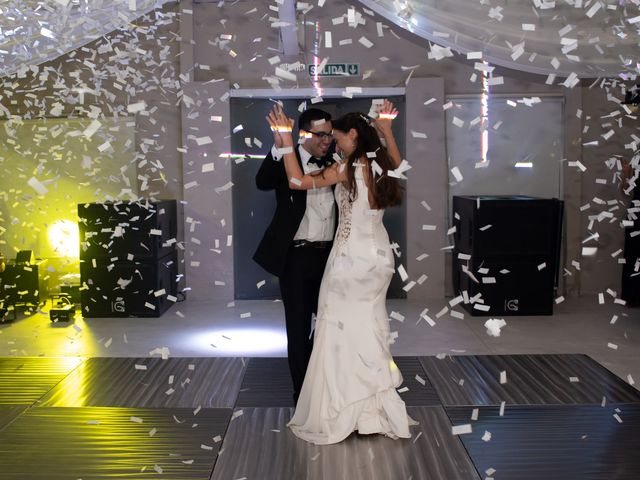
[27,177,48,196]
[484,318,506,337]
[452,424,472,435]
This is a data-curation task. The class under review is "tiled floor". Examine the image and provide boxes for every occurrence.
[0,353,639,479]
[0,297,638,478]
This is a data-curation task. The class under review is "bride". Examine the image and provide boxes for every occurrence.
[267,100,418,445]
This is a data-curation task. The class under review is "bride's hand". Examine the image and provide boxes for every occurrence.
[266,104,295,148]
[372,99,398,137]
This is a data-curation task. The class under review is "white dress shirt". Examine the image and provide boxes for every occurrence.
[271,144,336,242]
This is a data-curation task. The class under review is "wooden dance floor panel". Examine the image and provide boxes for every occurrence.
[0,354,638,479]
[0,357,83,405]
[235,357,297,407]
[445,404,640,479]
[235,356,442,407]
[419,353,640,406]
[0,406,26,432]
[211,406,481,480]
[0,406,230,479]
[37,357,246,408]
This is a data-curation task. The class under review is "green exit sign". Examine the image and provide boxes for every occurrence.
[308,63,360,76]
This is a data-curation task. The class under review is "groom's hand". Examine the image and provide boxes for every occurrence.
[268,104,295,148]
[266,104,285,149]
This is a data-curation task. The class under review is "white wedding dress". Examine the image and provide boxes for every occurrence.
[288,163,418,445]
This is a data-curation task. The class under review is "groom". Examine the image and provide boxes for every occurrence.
[254,106,337,404]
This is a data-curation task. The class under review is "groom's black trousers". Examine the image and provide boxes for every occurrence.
[279,243,332,402]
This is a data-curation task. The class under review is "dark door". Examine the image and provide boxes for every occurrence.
[231,95,406,300]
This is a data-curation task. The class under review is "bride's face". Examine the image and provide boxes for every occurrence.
[333,128,357,158]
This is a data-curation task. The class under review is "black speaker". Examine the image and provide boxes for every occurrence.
[454,253,556,315]
[453,196,563,257]
[80,251,178,317]
[15,250,35,264]
[621,224,640,306]
[78,200,177,260]
[0,263,45,307]
[452,196,563,316]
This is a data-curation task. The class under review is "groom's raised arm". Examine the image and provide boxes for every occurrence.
[257,104,290,191]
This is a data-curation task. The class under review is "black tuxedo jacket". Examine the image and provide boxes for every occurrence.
[253,146,336,277]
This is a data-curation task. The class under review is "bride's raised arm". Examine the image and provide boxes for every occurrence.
[372,99,402,169]
[266,104,346,190]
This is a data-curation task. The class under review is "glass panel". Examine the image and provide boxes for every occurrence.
[446,95,564,216]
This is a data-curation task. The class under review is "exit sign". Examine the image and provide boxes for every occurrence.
[308,63,360,76]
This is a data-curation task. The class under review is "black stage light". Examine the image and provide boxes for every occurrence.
[49,294,75,322]
[15,250,35,264]
[623,84,639,113]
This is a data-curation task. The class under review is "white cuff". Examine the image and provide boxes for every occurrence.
[271,144,283,161]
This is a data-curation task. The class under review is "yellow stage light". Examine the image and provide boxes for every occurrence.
[47,220,79,258]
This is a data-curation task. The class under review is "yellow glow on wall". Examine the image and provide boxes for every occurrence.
[47,220,79,258]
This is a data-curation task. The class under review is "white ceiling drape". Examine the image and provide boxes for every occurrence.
[0,0,171,78]
[1,1,638,80]
[357,0,640,79]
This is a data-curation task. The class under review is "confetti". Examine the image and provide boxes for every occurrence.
[452,424,472,435]
[358,36,373,48]
[410,130,427,139]
[127,102,146,113]
[484,318,506,337]
[451,167,463,182]
[27,177,48,196]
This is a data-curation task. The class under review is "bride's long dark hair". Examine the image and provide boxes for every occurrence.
[331,112,404,209]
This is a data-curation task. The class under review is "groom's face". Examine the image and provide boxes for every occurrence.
[301,119,333,158]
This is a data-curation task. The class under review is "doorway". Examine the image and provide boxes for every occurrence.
[230,94,406,300]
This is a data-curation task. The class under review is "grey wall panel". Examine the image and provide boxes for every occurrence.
[406,77,447,299]
[181,81,233,301]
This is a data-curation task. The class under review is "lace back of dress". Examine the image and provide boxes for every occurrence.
[335,164,368,247]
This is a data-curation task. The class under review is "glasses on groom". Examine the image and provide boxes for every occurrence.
[303,130,334,141]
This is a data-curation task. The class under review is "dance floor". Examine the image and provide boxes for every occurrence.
[0,354,638,479]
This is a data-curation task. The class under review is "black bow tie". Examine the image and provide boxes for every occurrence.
[308,157,325,168]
